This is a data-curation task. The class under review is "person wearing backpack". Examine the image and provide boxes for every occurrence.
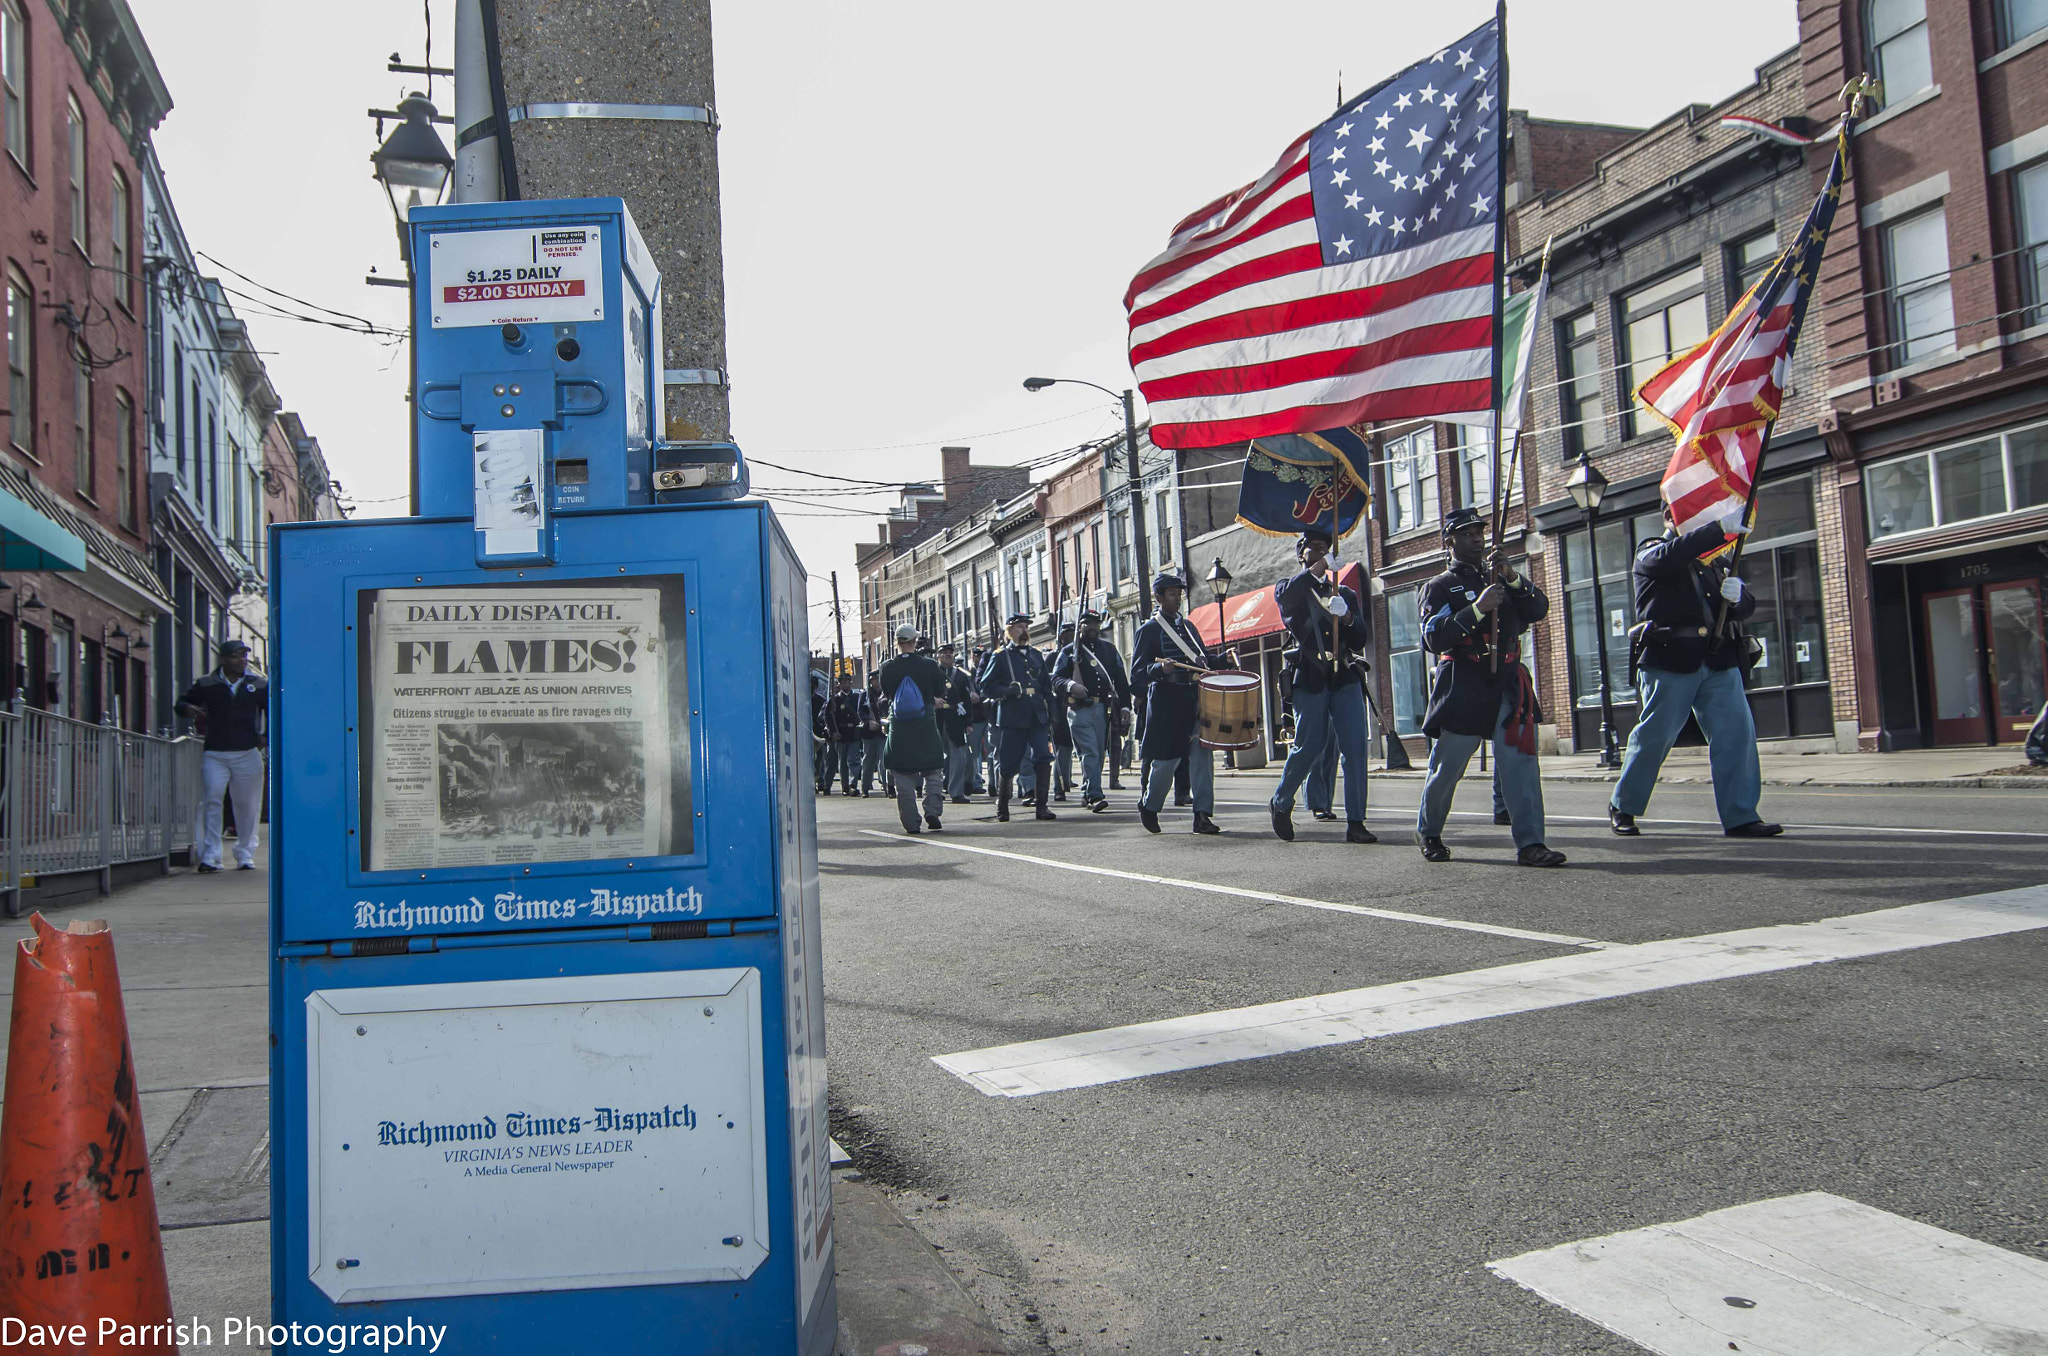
[876,622,949,833]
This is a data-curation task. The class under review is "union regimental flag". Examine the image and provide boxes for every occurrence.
[1637,127,1848,539]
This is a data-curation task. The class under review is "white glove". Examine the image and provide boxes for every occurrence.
[1327,593,1350,618]
[1720,510,1752,537]
[1720,576,1745,603]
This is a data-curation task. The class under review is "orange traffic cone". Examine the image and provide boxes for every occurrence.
[0,915,175,1351]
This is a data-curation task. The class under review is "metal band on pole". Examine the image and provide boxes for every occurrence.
[509,101,718,128]
[663,368,729,388]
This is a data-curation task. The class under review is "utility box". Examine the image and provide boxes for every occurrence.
[269,199,831,1356]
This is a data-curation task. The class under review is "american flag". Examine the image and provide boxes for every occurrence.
[1640,130,1847,536]
[1126,14,1504,449]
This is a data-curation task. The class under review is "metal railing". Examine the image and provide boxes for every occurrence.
[0,703,204,914]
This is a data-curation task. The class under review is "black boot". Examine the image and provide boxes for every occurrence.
[1191,811,1222,835]
[996,777,1011,823]
[1271,805,1295,841]
[1346,821,1378,844]
[1033,763,1057,820]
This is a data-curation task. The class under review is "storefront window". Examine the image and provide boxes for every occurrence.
[1387,587,1426,735]
[1737,477,1830,739]
[1867,420,2048,540]
[1560,517,1643,709]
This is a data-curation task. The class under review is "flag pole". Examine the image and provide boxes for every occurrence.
[1710,77,1872,640]
[1486,0,1510,675]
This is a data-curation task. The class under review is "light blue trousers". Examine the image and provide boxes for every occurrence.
[1142,739,1215,815]
[1069,704,1110,801]
[1417,693,1547,849]
[1611,664,1762,830]
[1274,683,1369,821]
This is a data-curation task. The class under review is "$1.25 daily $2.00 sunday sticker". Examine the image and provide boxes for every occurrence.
[429,225,605,329]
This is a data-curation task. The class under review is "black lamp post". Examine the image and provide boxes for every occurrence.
[1024,377,1153,617]
[373,93,453,520]
[1565,452,1621,769]
[1205,556,1232,636]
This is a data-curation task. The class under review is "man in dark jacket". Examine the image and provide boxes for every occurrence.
[1131,573,1230,835]
[1414,509,1565,867]
[1051,609,1129,812]
[1269,530,1375,844]
[826,676,869,796]
[976,613,1058,823]
[936,643,976,802]
[877,623,948,833]
[176,638,268,872]
[1609,507,1782,838]
[859,674,888,794]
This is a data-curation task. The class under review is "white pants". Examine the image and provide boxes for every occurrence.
[197,748,266,868]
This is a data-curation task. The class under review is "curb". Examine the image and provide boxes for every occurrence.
[832,1167,1024,1356]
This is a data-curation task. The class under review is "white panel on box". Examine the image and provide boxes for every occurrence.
[305,969,768,1303]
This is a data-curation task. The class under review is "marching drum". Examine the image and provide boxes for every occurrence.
[1196,669,1263,751]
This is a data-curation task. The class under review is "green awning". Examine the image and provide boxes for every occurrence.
[0,483,88,571]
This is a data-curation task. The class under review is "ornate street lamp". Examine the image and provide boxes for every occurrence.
[1565,451,1621,769]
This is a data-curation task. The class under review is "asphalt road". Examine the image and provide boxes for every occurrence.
[817,771,2048,1355]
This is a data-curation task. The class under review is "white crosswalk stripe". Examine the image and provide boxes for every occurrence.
[1489,1192,2048,1354]
[932,885,2048,1097]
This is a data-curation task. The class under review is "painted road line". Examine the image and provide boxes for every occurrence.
[931,885,2048,1097]
[1200,801,2048,838]
[1489,1191,2048,1354]
[855,828,1609,950]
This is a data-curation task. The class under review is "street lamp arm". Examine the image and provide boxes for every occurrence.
[1022,376,1125,403]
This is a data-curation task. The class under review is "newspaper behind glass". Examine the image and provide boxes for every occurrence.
[366,586,672,870]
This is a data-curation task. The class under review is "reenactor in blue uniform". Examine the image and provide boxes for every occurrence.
[825,675,870,796]
[1414,507,1566,867]
[1051,608,1130,812]
[977,612,1058,823]
[1609,507,1783,839]
[1269,529,1376,843]
[1131,573,1229,835]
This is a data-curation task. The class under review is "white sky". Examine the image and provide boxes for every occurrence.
[132,0,1796,627]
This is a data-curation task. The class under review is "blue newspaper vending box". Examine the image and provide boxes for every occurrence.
[268,199,833,1355]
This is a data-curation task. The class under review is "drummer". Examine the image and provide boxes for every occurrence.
[1269,528,1375,844]
[1130,572,1235,835]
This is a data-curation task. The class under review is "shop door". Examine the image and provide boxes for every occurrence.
[1986,580,2044,745]
[1922,588,1985,746]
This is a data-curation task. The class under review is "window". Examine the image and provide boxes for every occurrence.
[1728,228,1778,301]
[1385,427,1439,533]
[1457,423,1494,508]
[114,390,134,528]
[1036,546,1049,611]
[207,407,219,522]
[2018,161,2048,326]
[1557,310,1606,456]
[66,96,86,253]
[231,437,247,552]
[1884,206,1954,366]
[1560,516,1644,710]
[72,349,91,495]
[1110,508,1130,581]
[109,171,130,310]
[1089,523,1102,592]
[172,345,185,477]
[1868,0,1932,104]
[2001,0,2048,46]
[1154,489,1172,565]
[1386,588,1426,735]
[1623,265,1708,430]
[1734,477,1831,739]
[1866,419,2048,540]
[6,272,29,452]
[1,0,23,167]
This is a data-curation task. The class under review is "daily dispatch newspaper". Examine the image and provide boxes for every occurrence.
[366,586,673,871]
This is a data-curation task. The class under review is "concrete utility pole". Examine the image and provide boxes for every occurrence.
[830,571,846,671]
[463,0,731,443]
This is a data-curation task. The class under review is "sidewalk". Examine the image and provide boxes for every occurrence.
[0,865,1019,1356]
[1219,743,2047,789]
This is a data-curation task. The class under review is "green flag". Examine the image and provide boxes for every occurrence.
[1499,268,1548,433]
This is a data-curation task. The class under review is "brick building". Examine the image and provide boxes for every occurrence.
[1510,48,1863,754]
[855,445,1030,672]
[1,0,171,728]
[1802,0,2048,750]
